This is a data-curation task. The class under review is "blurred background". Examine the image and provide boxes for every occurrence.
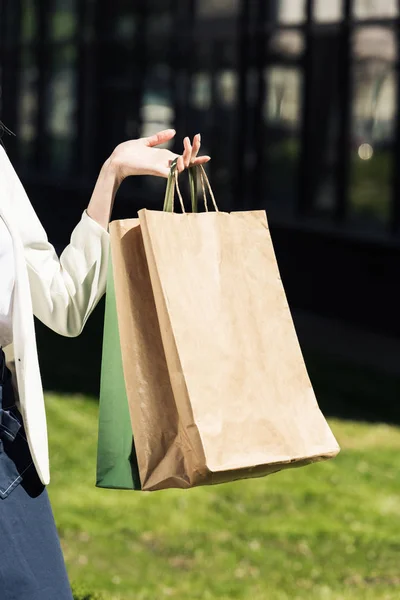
[1,0,400,409]
[1,0,400,417]
[1,2,400,599]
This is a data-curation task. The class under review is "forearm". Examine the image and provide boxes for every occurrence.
[28,210,110,337]
[86,157,122,230]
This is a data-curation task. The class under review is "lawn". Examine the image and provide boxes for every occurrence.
[46,393,400,600]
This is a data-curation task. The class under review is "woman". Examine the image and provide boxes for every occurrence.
[0,126,210,598]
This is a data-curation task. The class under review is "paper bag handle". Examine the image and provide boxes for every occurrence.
[163,160,219,214]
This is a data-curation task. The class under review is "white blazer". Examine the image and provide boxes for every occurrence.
[0,146,110,486]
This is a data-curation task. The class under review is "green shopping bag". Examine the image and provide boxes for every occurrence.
[96,162,197,490]
[96,255,141,489]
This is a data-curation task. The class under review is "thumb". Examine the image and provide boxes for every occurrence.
[144,129,176,147]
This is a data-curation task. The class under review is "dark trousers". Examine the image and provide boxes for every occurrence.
[0,347,73,599]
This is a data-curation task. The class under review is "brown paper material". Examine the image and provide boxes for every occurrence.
[109,220,196,491]
[110,210,339,491]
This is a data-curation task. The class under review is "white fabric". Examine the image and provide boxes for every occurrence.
[0,215,14,347]
[0,146,110,485]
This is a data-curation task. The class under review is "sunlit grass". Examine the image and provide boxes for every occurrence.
[45,393,400,600]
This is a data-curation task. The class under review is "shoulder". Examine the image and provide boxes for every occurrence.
[0,143,9,161]
[0,144,16,180]
[0,145,28,199]
[0,146,17,204]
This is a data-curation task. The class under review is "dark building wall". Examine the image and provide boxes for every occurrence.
[1,0,400,340]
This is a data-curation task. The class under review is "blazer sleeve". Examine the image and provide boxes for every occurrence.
[2,148,110,337]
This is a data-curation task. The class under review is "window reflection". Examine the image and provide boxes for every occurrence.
[217,70,237,107]
[101,1,136,41]
[146,12,173,62]
[10,0,400,236]
[214,69,237,197]
[112,14,136,40]
[190,64,237,204]
[49,0,77,41]
[46,45,77,172]
[18,48,38,163]
[276,0,305,24]
[197,0,239,18]
[353,0,398,20]
[21,0,37,42]
[313,0,342,22]
[147,12,171,38]
[269,30,304,59]
[192,72,212,111]
[349,27,396,228]
[140,64,174,139]
[264,66,302,218]
[265,67,301,126]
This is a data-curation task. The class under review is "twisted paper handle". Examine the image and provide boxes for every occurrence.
[163,160,219,213]
[199,165,218,213]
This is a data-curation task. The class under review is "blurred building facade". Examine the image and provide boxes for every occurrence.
[1,0,400,337]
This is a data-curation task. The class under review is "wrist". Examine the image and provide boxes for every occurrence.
[86,156,122,230]
[103,154,123,186]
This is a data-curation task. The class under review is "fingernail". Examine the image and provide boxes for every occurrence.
[197,133,201,141]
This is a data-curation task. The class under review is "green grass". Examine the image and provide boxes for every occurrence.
[46,393,400,600]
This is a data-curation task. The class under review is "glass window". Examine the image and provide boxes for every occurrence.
[97,1,136,41]
[214,68,238,198]
[21,0,38,42]
[197,0,239,18]
[112,14,136,40]
[140,64,174,139]
[349,27,396,229]
[302,32,342,218]
[265,67,301,125]
[46,44,78,172]
[313,0,342,22]
[269,30,305,59]
[49,0,78,41]
[277,0,306,24]
[190,69,213,180]
[217,70,237,107]
[146,12,173,62]
[263,66,302,218]
[190,58,238,208]
[192,72,212,111]
[353,0,398,20]
[147,11,171,38]
[18,47,39,164]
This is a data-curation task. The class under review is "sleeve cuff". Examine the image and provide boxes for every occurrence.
[82,209,110,236]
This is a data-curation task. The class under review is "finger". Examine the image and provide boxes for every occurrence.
[190,133,201,163]
[183,137,192,168]
[176,155,185,173]
[192,155,211,165]
[144,129,176,147]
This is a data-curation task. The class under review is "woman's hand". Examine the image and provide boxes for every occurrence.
[107,129,210,182]
[87,130,210,230]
